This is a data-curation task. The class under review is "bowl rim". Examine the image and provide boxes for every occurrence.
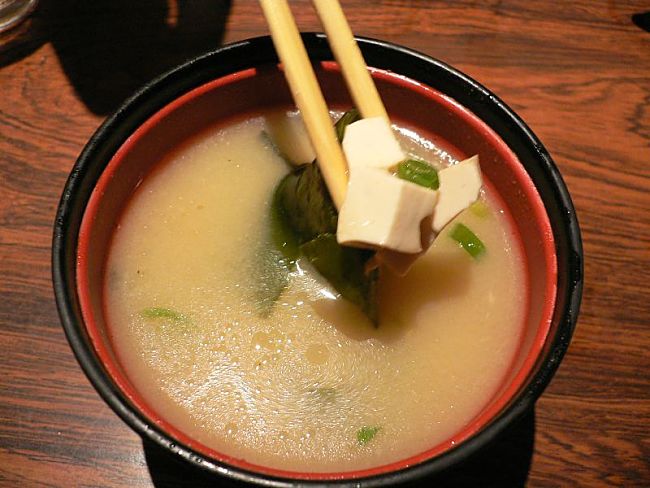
[52,33,583,487]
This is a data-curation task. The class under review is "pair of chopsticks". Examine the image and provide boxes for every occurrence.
[258,0,389,210]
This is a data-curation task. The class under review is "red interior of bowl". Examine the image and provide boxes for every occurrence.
[77,63,556,480]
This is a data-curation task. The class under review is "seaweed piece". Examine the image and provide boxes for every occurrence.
[266,110,380,324]
[300,234,378,324]
[334,108,361,142]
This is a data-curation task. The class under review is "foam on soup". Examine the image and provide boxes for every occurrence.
[104,112,526,472]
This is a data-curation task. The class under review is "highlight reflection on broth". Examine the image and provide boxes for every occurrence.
[105,112,526,472]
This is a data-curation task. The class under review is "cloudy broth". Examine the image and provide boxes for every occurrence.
[105,112,526,472]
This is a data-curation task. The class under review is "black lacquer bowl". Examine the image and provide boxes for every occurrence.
[53,34,582,486]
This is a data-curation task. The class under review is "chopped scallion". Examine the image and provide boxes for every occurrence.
[140,307,187,322]
[450,223,486,258]
[357,426,381,445]
[469,200,489,218]
[396,159,439,190]
[313,387,337,403]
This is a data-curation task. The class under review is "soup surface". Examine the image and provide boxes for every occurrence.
[105,112,526,472]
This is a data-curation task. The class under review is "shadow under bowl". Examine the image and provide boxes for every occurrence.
[52,34,583,487]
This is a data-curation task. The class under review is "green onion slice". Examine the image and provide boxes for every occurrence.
[357,426,381,445]
[396,159,439,190]
[450,223,486,258]
[469,200,490,218]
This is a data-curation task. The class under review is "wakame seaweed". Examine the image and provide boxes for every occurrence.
[267,110,380,324]
[300,234,378,324]
[274,161,338,242]
[334,108,361,142]
[250,183,299,317]
[252,244,291,317]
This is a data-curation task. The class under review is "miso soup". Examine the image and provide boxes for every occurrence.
[105,112,526,472]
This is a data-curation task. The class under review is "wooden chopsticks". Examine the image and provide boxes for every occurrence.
[259,0,348,210]
[311,0,389,122]
[258,0,390,210]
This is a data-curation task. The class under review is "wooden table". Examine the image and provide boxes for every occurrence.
[1,1,648,486]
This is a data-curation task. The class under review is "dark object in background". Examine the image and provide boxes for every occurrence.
[51,0,232,114]
[631,12,650,33]
[0,0,232,115]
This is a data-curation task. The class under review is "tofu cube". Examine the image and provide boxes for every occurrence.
[342,117,406,172]
[432,155,482,233]
[337,167,438,253]
[265,111,316,165]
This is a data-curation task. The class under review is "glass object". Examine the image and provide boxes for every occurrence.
[0,0,37,33]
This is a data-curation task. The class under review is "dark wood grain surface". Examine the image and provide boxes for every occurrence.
[1,1,648,486]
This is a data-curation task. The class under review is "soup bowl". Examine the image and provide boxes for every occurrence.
[52,34,582,486]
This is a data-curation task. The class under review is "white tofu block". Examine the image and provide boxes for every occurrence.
[342,117,406,172]
[432,155,482,233]
[337,167,438,253]
[265,111,316,165]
